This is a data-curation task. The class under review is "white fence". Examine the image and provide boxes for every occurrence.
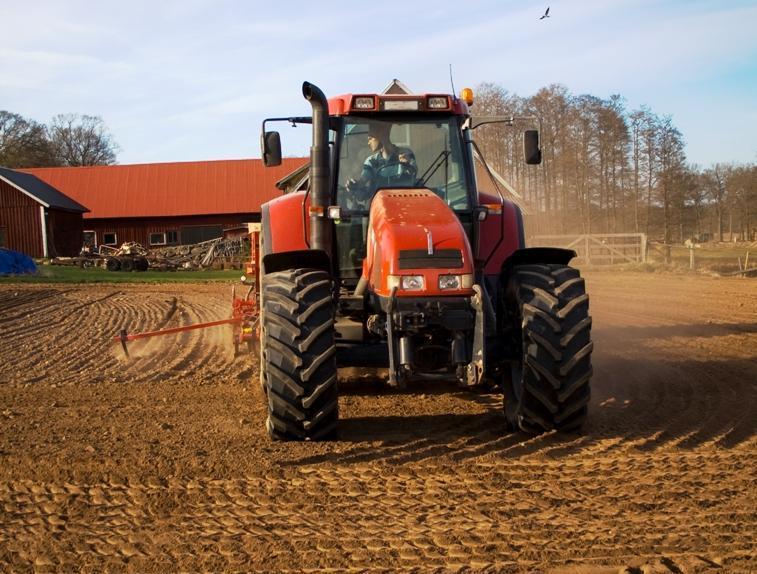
[529,233,647,265]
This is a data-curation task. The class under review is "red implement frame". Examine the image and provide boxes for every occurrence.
[114,225,262,357]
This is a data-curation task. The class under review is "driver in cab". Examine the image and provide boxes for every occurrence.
[346,123,417,208]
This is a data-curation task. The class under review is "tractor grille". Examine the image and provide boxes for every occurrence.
[399,249,463,269]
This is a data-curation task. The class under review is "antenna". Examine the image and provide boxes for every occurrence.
[449,64,457,99]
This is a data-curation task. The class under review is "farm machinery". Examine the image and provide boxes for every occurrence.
[99,242,150,272]
[256,82,593,440]
[114,81,593,441]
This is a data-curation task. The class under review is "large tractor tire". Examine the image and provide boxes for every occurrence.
[260,268,338,440]
[503,263,593,434]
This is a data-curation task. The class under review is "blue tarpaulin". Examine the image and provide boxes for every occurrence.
[0,248,37,275]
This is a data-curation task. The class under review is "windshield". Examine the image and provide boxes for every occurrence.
[335,116,472,212]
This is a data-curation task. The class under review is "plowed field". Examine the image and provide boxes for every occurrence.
[0,271,755,573]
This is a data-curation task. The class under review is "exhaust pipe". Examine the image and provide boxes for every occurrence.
[302,82,332,257]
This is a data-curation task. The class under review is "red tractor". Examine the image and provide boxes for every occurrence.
[258,82,592,440]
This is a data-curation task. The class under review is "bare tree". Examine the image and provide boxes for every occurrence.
[0,111,57,167]
[48,114,118,166]
[656,115,686,258]
[455,82,752,243]
[726,164,757,240]
[702,164,729,241]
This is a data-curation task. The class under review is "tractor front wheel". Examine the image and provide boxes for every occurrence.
[503,264,593,434]
[260,268,338,440]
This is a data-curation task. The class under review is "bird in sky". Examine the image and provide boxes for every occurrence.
[540,6,550,19]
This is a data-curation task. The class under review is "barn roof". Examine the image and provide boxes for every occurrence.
[23,158,308,219]
[0,167,89,213]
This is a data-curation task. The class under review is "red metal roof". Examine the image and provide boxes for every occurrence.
[22,158,307,219]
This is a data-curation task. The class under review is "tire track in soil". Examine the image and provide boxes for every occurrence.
[0,452,754,572]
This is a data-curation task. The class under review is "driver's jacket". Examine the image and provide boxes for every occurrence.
[361,145,417,183]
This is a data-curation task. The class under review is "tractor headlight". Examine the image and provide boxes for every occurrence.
[401,275,425,290]
[387,275,425,291]
[438,274,460,290]
[438,274,474,290]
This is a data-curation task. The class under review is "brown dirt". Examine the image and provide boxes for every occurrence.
[0,272,755,573]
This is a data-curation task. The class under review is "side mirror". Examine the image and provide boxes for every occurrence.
[524,130,542,165]
[261,131,282,167]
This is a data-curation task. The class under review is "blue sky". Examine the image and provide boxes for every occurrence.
[2,0,755,167]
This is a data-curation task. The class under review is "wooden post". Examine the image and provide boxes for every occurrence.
[689,247,694,270]
[640,234,647,263]
[585,235,591,265]
[745,251,750,269]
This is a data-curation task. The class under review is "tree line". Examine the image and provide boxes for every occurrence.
[0,111,118,168]
[3,91,755,243]
[473,83,756,242]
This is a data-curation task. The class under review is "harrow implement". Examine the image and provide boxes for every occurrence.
[114,224,261,358]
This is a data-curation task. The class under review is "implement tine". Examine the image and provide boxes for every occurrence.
[119,329,130,358]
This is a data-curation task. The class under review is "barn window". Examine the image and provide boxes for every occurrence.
[166,230,178,244]
[149,232,167,246]
[103,232,118,245]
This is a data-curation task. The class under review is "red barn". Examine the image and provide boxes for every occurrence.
[24,158,307,249]
[0,167,88,258]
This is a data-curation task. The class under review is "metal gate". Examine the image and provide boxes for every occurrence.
[529,233,647,265]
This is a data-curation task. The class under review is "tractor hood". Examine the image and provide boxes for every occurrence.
[362,189,475,298]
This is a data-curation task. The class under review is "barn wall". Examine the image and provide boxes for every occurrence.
[0,179,43,257]
[84,213,261,247]
[47,210,84,257]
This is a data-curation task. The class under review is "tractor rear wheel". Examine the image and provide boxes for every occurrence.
[503,263,593,434]
[260,268,338,440]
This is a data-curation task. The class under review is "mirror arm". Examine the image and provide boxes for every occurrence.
[469,115,541,133]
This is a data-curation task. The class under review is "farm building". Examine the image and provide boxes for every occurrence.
[23,158,307,250]
[0,167,88,258]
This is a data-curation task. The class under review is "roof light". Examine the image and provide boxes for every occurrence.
[383,100,419,111]
[353,96,375,110]
[461,88,474,105]
[427,96,449,109]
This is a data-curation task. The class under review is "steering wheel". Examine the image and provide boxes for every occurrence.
[375,162,417,186]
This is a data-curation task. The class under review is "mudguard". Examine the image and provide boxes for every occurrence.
[499,247,577,283]
[260,192,331,274]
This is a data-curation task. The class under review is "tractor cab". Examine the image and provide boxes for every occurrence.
[261,89,513,288]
